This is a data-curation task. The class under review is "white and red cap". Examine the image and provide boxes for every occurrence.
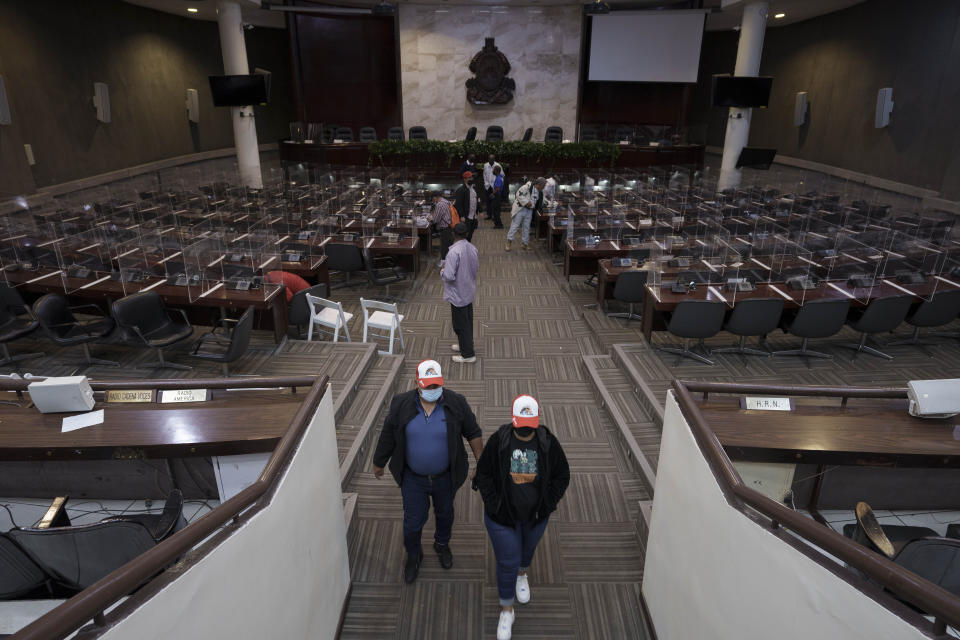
[416,359,444,389]
[511,395,540,429]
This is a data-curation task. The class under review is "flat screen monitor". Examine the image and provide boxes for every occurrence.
[209,75,270,107]
[712,75,773,108]
[736,147,777,170]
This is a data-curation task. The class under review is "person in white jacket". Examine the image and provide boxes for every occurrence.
[483,154,503,220]
[506,177,545,252]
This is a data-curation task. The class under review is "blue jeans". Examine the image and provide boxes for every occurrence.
[507,208,533,244]
[401,468,454,557]
[484,513,549,606]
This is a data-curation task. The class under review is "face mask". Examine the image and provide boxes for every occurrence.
[513,426,536,438]
[421,387,442,402]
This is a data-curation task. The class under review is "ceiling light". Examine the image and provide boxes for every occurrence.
[187,7,199,12]
[774,13,785,19]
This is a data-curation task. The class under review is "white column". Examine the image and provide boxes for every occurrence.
[217,0,263,189]
[717,1,769,192]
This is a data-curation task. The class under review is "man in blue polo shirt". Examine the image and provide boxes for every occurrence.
[372,359,483,583]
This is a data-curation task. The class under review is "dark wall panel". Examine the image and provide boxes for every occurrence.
[691,0,960,199]
[291,11,399,139]
[0,0,293,194]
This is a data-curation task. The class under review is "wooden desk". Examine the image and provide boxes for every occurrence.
[695,396,960,468]
[316,236,421,275]
[563,239,630,280]
[3,268,289,344]
[0,387,306,461]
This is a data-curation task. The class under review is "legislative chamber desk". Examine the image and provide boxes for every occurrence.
[639,275,960,342]
[0,377,316,461]
[317,235,421,275]
[2,267,290,343]
[563,239,630,279]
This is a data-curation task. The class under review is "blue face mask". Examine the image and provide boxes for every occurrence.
[421,387,443,403]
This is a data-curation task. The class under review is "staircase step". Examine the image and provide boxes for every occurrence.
[583,354,658,495]
[338,353,404,491]
[612,343,666,424]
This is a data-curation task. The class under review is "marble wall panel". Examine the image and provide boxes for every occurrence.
[399,5,582,142]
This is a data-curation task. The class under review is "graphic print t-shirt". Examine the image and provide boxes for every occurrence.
[508,435,541,522]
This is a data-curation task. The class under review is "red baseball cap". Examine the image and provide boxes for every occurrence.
[462,171,473,179]
[416,359,443,389]
[512,395,540,429]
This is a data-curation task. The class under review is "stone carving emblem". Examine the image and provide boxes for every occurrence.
[466,38,515,105]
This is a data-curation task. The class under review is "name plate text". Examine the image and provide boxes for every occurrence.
[740,396,793,411]
[105,389,155,403]
[159,389,210,404]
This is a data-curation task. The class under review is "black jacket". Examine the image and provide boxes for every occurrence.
[455,182,485,219]
[372,388,481,491]
[475,424,570,527]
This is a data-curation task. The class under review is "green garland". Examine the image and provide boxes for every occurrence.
[367,140,621,167]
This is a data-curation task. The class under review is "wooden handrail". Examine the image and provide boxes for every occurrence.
[11,374,330,640]
[0,376,317,392]
[671,380,960,633]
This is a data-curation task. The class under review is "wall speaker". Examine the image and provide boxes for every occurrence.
[875,87,893,128]
[185,88,199,123]
[0,76,10,125]
[93,82,110,123]
[793,91,807,127]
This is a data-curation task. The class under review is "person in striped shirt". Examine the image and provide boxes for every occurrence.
[431,190,454,260]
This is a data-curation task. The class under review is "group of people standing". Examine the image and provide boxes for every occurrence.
[373,361,570,640]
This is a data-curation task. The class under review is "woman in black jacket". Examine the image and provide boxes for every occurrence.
[475,395,570,640]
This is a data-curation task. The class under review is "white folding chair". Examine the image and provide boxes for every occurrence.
[305,294,353,343]
[360,297,405,354]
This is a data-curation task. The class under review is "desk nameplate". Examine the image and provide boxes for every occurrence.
[105,389,155,403]
[739,396,793,411]
[159,389,211,404]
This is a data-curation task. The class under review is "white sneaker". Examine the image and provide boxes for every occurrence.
[497,610,515,640]
[452,355,477,363]
[516,574,530,604]
[451,344,460,352]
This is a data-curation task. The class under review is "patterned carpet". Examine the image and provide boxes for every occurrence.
[338,222,653,640]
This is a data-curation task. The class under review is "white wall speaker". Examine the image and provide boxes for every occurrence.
[875,87,893,128]
[93,82,110,123]
[793,91,807,127]
[0,75,11,125]
[185,88,199,123]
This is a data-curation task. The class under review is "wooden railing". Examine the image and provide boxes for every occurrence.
[672,380,960,637]
[10,374,330,640]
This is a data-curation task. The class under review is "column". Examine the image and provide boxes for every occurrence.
[717,1,768,192]
[217,0,263,189]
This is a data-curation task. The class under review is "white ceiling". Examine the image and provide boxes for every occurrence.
[121,0,865,29]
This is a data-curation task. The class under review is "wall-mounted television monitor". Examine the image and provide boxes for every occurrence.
[209,74,270,107]
[711,75,773,108]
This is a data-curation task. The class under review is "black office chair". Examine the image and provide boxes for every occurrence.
[656,300,727,365]
[334,126,354,142]
[544,126,563,143]
[32,294,118,369]
[358,126,377,142]
[111,291,194,370]
[0,283,43,368]
[522,127,533,142]
[579,126,598,142]
[888,289,960,353]
[387,127,404,141]
[363,248,407,302]
[190,306,254,376]
[773,298,851,364]
[322,124,337,144]
[713,298,785,361]
[0,535,49,599]
[99,490,186,543]
[615,126,633,143]
[839,294,913,360]
[288,283,329,338]
[607,271,647,323]
[485,125,504,142]
[408,126,428,140]
[9,520,158,593]
[326,243,366,288]
[465,126,477,141]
